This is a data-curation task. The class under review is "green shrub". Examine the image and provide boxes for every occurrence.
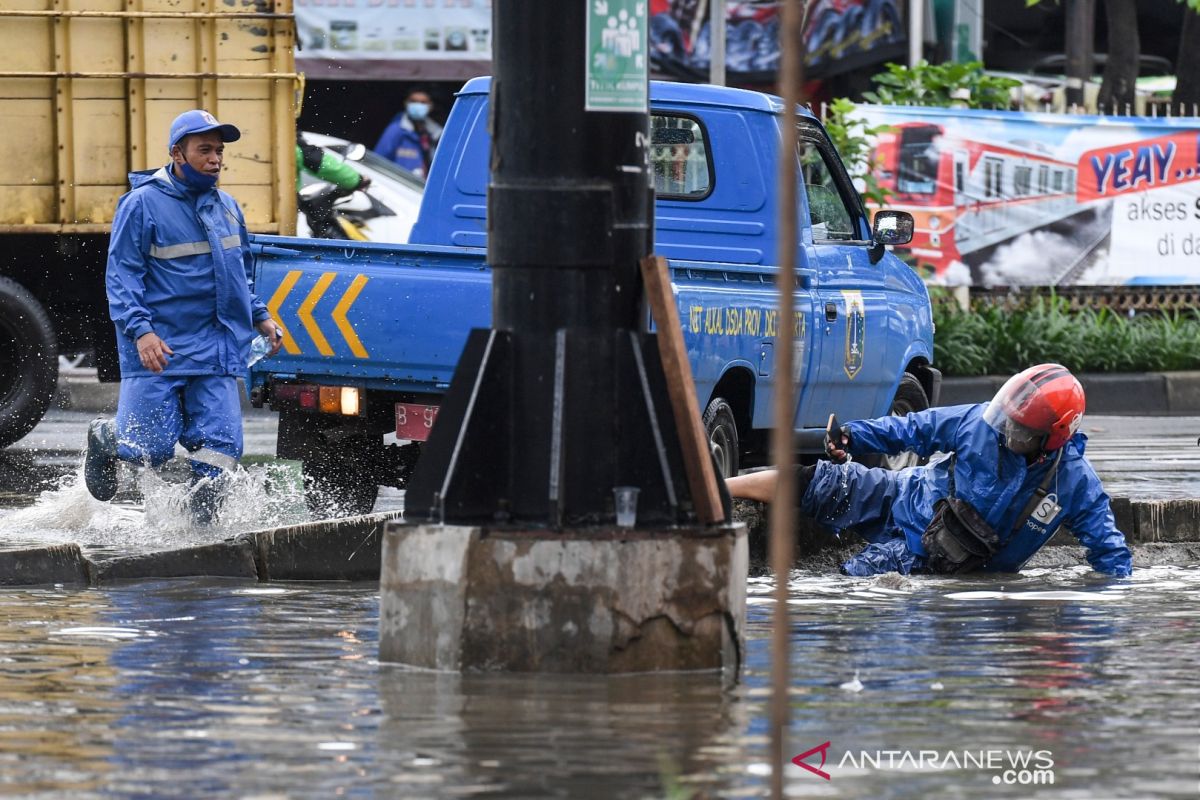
[930,290,1200,376]
[863,61,1020,109]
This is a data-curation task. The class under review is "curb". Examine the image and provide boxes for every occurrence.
[938,371,1200,414]
[0,511,400,587]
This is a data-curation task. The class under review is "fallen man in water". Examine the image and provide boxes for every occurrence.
[726,364,1132,577]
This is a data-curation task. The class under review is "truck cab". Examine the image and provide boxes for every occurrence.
[250,78,937,514]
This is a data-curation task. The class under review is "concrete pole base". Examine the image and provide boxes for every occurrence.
[379,522,748,674]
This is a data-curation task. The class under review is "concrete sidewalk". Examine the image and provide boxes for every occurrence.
[937,371,1200,415]
[55,368,1200,416]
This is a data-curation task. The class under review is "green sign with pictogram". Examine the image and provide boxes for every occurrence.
[585,0,648,112]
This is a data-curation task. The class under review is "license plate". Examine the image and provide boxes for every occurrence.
[395,403,440,441]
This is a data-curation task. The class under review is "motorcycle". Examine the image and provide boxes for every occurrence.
[297,180,396,241]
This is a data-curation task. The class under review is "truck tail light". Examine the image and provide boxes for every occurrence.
[272,382,359,415]
[340,387,360,416]
[319,386,340,414]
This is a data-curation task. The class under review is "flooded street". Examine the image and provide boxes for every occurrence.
[0,568,1196,798]
[0,412,1198,797]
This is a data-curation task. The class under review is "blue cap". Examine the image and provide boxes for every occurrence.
[168,109,241,153]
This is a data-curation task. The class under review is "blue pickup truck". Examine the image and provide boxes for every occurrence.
[249,78,939,515]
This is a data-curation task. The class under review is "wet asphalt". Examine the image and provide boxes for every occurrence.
[6,409,1200,504]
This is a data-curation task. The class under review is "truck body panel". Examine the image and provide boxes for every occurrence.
[0,0,296,233]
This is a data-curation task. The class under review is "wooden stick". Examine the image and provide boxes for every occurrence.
[638,254,725,524]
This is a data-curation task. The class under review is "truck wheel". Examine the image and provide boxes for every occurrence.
[302,438,380,518]
[0,278,57,449]
[864,373,930,471]
[703,397,740,479]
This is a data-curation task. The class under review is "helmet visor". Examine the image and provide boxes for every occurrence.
[996,415,1046,454]
[983,373,1057,454]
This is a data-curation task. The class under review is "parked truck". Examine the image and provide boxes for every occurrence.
[249,78,940,515]
[0,0,296,448]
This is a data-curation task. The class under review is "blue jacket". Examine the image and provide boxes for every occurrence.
[844,403,1132,576]
[373,114,440,177]
[107,167,270,377]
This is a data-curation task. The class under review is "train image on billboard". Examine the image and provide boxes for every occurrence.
[871,122,1108,282]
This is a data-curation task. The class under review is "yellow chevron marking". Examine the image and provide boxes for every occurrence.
[332,274,369,359]
[298,272,336,357]
[266,270,302,354]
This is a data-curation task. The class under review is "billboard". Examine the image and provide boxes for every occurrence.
[295,0,492,80]
[650,0,906,83]
[294,0,906,82]
[854,105,1200,286]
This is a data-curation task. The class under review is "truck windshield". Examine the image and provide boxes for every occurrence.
[796,137,856,241]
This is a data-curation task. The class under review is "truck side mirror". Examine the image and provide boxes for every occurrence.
[872,210,914,246]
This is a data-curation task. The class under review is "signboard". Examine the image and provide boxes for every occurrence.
[295,0,904,83]
[586,0,649,112]
[295,0,492,80]
[852,105,1200,286]
[649,0,906,83]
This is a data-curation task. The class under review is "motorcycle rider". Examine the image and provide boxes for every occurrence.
[297,131,370,193]
[726,364,1133,577]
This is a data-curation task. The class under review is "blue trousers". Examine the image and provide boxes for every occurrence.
[799,461,926,576]
[115,375,243,480]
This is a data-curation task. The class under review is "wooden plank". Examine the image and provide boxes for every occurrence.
[639,254,725,525]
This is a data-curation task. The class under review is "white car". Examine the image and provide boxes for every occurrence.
[296,131,425,244]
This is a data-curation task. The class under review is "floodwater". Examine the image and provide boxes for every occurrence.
[0,413,1198,797]
[0,567,1197,798]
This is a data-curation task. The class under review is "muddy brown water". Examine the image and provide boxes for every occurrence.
[0,414,1198,797]
[0,568,1196,798]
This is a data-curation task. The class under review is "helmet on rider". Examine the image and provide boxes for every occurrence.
[982,364,1085,455]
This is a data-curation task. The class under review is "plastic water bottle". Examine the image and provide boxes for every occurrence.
[247,334,273,367]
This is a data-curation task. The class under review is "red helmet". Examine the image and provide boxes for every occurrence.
[983,364,1085,453]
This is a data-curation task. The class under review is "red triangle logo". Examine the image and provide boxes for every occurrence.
[792,741,832,780]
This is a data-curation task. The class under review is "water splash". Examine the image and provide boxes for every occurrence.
[1,460,309,555]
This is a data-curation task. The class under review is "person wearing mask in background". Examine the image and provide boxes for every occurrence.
[83,109,282,523]
[726,364,1132,578]
[373,88,440,178]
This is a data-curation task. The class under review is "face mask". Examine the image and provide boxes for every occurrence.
[406,101,430,122]
[178,160,218,191]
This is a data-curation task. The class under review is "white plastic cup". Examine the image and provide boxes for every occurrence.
[613,486,640,528]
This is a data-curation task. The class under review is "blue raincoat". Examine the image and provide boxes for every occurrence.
[801,403,1132,577]
[373,114,440,176]
[106,166,270,478]
[107,166,269,376]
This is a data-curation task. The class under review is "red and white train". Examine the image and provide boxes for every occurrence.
[871,122,1085,276]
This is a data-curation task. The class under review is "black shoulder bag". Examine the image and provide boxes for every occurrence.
[921,450,1062,575]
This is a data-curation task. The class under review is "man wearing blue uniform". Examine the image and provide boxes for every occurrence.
[727,364,1132,577]
[84,109,282,521]
[373,88,441,178]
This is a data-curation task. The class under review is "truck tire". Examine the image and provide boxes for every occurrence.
[0,277,57,449]
[863,373,930,471]
[302,437,380,518]
[703,397,740,479]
